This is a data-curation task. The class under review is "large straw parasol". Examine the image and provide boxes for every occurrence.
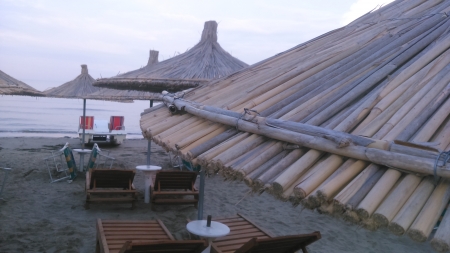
[94,21,248,93]
[87,50,161,102]
[0,70,44,97]
[44,64,123,149]
[140,0,450,249]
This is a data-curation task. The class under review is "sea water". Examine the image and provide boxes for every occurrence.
[0,96,158,139]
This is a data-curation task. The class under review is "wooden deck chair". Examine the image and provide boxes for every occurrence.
[95,219,175,253]
[87,143,115,170]
[150,170,199,208]
[43,142,77,183]
[207,214,320,253]
[118,240,207,253]
[233,233,321,253]
[85,169,138,209]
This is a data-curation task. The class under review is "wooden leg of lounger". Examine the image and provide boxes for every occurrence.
[302,246,308,253]
[95,238,100,253]
[85,193,90,209]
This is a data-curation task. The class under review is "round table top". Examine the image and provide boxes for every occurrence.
[186,220,230,238]
[135,165,162,171]
[73,149,92,154]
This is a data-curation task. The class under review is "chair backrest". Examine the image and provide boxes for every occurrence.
[154,171,198,191]
[119,240,207,253]
[110,116,125,131]
[79,116,94,130]
[62,144,77,179]
[89,169,135,189]
[87,143,100,171]
[234,233,322,253]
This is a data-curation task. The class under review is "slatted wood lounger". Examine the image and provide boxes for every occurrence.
[85,169,138,209]
[208,213,321,253]
[150,170,199,208]
[95,219,175,253]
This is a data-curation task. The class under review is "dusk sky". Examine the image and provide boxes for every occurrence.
[0,0,394,91]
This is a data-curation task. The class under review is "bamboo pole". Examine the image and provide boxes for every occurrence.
[356,170,402,219]
[179,126,227,158]
[431,202,450,252]
[244,150,288,189]
[272,149,323,196]
[253,148,305,190]
[197,133,249,167]
[408,179,450,242]
[388,176,435,235]
[332,164,381,213]
[372,174,422,227]
[317,159,368,203]
[294,155,345,199]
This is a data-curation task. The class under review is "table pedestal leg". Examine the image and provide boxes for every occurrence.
[144,172,151,204]
[202,238,213,253]
[79,154,85,172]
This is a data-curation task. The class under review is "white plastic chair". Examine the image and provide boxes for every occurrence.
[0,167,12,200]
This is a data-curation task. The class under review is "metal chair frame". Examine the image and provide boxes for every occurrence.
[88,143,115,170]
[44,144,73,183]
[168,151,182,170]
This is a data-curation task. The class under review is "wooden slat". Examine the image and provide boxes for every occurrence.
[96,219,175,253]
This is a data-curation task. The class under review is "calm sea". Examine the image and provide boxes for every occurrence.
[0,96,157,139]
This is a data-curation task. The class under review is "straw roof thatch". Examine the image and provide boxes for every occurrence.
[0,70,44,97]
[140,0,450,250]
[86,51,161,101]
[94,20,248,93]
[44,65,101,98]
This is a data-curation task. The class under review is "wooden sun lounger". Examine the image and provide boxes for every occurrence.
[85,169,138,209]
[118,240,207,253]
[96,219,175,253]
[150,171,199,208]
[205,213,320,253]
[234,234,322,253]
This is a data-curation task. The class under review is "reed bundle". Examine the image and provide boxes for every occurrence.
[139,0,450,251]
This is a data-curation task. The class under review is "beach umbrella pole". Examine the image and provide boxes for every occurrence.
[147,141,151,165]
[147,100,153,166]
[198,169,205,220]
[82,98,86,150]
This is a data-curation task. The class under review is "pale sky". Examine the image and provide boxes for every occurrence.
[0,0,394,91]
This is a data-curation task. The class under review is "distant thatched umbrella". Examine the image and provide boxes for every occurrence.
[94,20,248,93]
[87,50,161,102]
[44,64,125,149]
[44,64,101,98]
[0,70,44,97]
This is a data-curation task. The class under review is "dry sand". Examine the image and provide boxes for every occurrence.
[0,137,435,253]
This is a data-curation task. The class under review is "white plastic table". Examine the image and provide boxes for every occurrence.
[135,165,162,203]
[186,220,230,253]
[73,149,91,172]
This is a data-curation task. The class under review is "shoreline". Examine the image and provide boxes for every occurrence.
[0,137,434,252]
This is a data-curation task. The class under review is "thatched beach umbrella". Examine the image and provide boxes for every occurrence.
[44,64,115,150]
[140,0,450,248]
[94,20,248,93]
[0,70,44,97]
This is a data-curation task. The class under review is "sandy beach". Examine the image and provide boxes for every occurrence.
[0,137,434,253]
